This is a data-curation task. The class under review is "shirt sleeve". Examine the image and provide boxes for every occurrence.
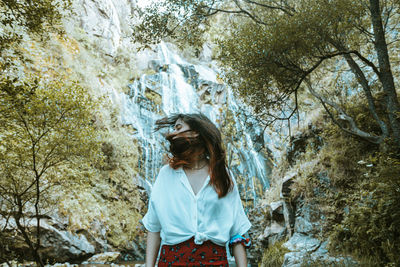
[141,196,162,232]
[229,177,252,237]
[141,166,166,232]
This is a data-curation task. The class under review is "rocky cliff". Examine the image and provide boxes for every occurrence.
[1,0,272,264]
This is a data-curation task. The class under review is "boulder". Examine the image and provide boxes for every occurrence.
[270,201,284,222]
[82,251,121,264]
[261,221,286,246]
[282,240,360,267]
[281,233,321,267]
[1,216,103,263]
[282,252,304,267]
[294,216,314,235]
[280,173,296,236]
[283,233,321,253]
[148,59,162,71]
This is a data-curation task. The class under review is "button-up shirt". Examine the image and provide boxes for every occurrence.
[141,165,252,246]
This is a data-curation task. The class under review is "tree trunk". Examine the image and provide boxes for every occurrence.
[35,174,42,266]
[15,197,44,267]
[369,0,400,146]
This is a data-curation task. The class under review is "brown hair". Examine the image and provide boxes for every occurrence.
[155,113,233,198]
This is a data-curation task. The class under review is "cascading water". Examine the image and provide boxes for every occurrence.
[111,42,272,208]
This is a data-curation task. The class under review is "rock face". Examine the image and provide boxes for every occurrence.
[1,0,271,264]
[253,131,359,267]
[82,252,121,264]
[75,0,136,56]
[286,126,323,166]
[1,216,101,263]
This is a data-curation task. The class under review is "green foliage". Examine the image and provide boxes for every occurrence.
[0,0,72,52]
[132,0,210,50]
[262,87,400,266]
[328,154,400,266]
[0,0,146,261]
[260,239,289,267]
[283,120,400,265]
[0,73,102,264]
[59,176,143,248]
[134,0,400,145]
[299,254,358,267]
[216,0,365,112]
[0,74,101,183]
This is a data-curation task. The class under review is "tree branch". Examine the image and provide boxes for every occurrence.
[350,51,381,78]
[204,0,271,25]
[305,81,384,144]
[242,0,294,16]
[341,52,388,138]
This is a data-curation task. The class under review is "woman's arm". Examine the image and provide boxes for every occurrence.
[145,231,161,267]
[232,242,248,267]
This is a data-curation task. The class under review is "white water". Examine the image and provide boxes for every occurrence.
[111,42,271,207]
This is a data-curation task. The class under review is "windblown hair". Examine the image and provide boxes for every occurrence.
[155,113,234,198]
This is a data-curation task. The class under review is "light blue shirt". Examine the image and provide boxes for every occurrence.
[141,165,252,246]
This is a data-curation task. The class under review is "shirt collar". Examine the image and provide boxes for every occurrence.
[178,167,210,198]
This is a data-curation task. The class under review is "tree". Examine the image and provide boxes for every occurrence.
[0,0,71,50]
[133,0,400,147]
[0,75,102,266]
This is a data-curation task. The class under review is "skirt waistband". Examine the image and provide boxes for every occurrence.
[159,236,228,266]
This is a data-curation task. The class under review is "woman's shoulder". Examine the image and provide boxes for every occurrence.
[158,164,177,176]
[155,164,180,183]
[151,164,180,195]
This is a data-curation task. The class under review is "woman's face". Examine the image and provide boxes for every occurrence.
[171,118,198,138]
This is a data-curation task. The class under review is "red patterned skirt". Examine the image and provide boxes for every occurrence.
[158,237,228,266]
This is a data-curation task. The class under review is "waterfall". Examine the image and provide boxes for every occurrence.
[110,42,272,207]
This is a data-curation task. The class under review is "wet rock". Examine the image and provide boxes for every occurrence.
[296,200,324,236]
[78,0,123,56]
[283,233,321,253]
[282,241,359,267]
[179,64,199,82]
[286,127,323,166]
[270,201,284,222]
[281,173,296,236]
[283,251,304,267]
[247,204,271,265]
[1,216,102,263]
[148,59,162,71]
[45,263,79,267]
[82,251,121,264]
[280,172,296,199]
[197,81,226,106]
[281,234,321,266]
[199,43,213,62]
[261,221,286,246]
[294,216,313,235]
[120,234,146,262]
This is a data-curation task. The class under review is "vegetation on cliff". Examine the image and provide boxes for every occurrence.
[134,0,400,147]
[0,0,72,52]
[264,99,400,265]
[0,70,103,266]
[134,0,400,265]
[1,0,145,264]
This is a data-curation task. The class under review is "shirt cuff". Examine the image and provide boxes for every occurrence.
[228,233,251,255]
[233,220,252,238]
[141,217,161,232]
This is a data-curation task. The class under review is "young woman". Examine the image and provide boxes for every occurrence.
[142,113,252,267]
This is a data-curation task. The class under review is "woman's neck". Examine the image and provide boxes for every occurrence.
[185,157,208,171]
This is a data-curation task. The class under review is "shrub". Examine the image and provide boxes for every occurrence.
[328,154,400,266]
[260,239,289,267]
